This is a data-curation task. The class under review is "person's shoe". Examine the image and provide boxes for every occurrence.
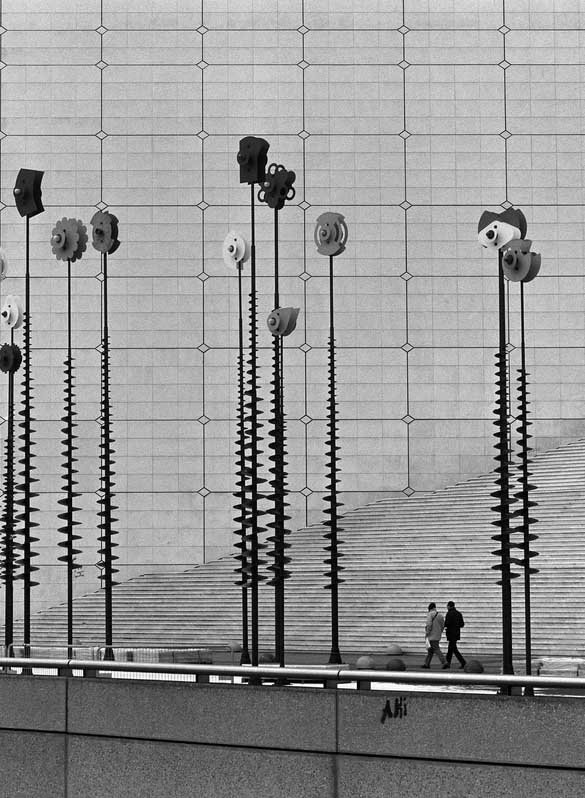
[421,664,430,669]
[459,663,466,669]
[442,662,450,669]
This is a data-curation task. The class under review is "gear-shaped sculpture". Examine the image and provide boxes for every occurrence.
[258,163,296,210]
[90,210,120,255]
[502,239,541,283]
[0,343,22,374]
[223,231,250,268]
[1,295,24,329]
[51,218,88,263]
[314,212,349,257]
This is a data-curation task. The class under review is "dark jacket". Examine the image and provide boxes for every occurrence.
[444,608,464,641]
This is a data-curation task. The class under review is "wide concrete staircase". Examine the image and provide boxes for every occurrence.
[9,437,585,658]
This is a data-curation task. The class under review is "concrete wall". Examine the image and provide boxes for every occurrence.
[1,674,585,797]
[2,0,585,617]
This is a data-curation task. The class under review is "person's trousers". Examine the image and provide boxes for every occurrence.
[424,639,446,666]
[446,640,466,666]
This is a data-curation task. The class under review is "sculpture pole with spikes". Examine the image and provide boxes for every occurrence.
[478,206,532,681]
[50,218,88,654]
[237,136,270,668]
[0,294,23,658]
[223,231,251,665]
[501,237,541,693]
[91,211,120,662]
[314,212,349,665]
[13,169,44,660]
[259,163,298,669]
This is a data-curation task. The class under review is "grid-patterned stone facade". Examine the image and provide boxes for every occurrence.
[0,0,584,617]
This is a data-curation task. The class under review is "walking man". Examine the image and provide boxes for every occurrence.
[422,602,446,668]
[443,600,466,669]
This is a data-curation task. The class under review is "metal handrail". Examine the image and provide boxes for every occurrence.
[2,656,585,691]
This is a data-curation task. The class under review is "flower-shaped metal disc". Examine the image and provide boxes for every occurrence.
[51,218,88,263]
[1,294,23,329]
[258,163,296,210]
[502,239,541,283]
[222,231,250,268]
[90,210,120,254]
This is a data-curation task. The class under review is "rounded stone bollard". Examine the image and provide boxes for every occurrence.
[355,655,376,670]
[385,657,406,671]
[383,643,403,656]
[464,659,484,674]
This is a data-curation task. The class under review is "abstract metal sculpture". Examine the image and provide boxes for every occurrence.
[259,162,298,669]
[13,168,44,660]
[502,236,541,693]
[237,137,270,668]
[51,217,88,654]
[0,294,22,657]
[91,209,120,661]
[224,230,252,665]
[477,206,528,680]
[315,211,348,664]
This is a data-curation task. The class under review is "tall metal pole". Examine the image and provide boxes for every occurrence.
[493,249,514,679]
[515,281,539,693]
[2,327,16,656]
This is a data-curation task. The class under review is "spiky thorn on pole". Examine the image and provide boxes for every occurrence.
[314,212,349,665]
[223,231,252,665]
[51,218,88,654]
[13,168,44,661]
[91,210,120,662]
[259,162,298,670]
[237,136,270,669]
[501,237,542,694]
[0,293,23,659]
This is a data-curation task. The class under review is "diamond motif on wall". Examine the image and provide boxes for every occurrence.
[0,131,6,140]
[197,415,210,426]
[198,486,210,497]
[399,130,411,139]
[498,25,510,35]
[299,342,312,353]
[196,60,209,69]
[402,414,414,424]
[196,25,209,35]
[96,130,108,140]
[500,130,512,139]
[94,272,104,284]
[197,200,209,211]
[300,414,312,425]
[401,342,413,353]
[398,25,410,35]
[299,200,311,210]
[501,200,512,209]
[0,26,7,36]
[0,61,6,70]
[297,25,309,35]
[400,200,412,210]
[0,201,5,212]
[297,60,309,69]
[402,486,415,497]
[499,60,510,69]
[197,342,210,353]
[96,60,108,70]
[299,271,311,281]
[398,60,410,70]
[196,271,209,282]
[506,342,516,353]
[0,415,5,424]
[300,486,313,497]
[298,130,310,139]
[196,130,209,140]
[95,25,108,35]
[400,271,412,281]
